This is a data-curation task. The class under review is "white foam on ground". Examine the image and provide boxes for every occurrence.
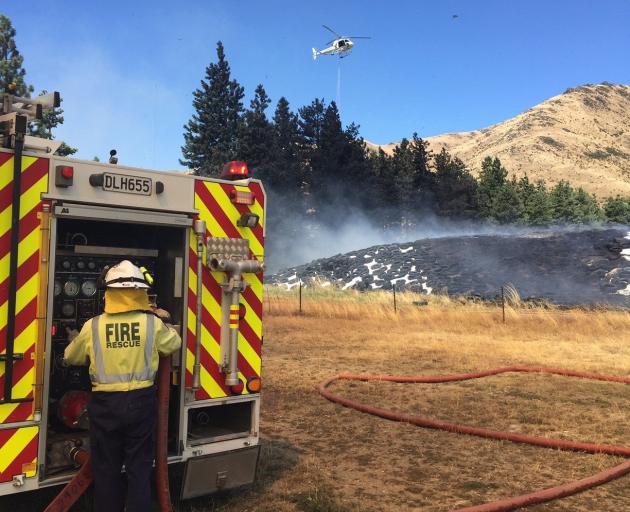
[364,259,379,275]
[400,246,413,253]
[422,282,433,294]
[363,254,371,259]
[410,265,416,272]
[349,255,356,259]
[370,283,383,289]
[343,276,363,290]
[287,274,297,281]
[372,274,383,282]
[390,274,417,286]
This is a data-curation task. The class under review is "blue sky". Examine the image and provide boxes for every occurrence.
[3,0,629,170]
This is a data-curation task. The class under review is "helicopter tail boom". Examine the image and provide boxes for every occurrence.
[312,47,319,60]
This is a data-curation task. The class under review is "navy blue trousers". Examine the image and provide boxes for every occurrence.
[88,386,157,512]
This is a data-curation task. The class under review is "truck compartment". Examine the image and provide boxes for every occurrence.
[187,400,255,446]
[43,216,187,478]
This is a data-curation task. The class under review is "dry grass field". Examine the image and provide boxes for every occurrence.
[182,287,629,512]
[7,288,629,511]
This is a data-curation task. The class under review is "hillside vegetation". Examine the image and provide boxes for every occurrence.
[369,83,630,199]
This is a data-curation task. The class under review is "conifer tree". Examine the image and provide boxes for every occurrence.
[433,148,478,218]
[181,41,245,175]
[0,15,33,97]
[271,97,303,191]
[603,196,630,224]
[240,84,273,170]
[490,178,523,223]
[477,156,508,218]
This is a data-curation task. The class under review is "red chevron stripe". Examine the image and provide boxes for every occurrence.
[196,182,242,240]
[0,430,38,483]
[242,285,263,318]
[185,326,231,398]
[0,157,48,215]
[0,205,42,258]
[238,316,261,358]
[2,400,33,424]
[0,152,11,166]
[0,343,35,399]
[0,250,39,307]
[248,181,266,208]
[0,298,37,353]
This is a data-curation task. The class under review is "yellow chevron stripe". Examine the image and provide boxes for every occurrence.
[243,272,263,308]
[19,174,47,220]
[241,296,262,336]
[208,183,264,256]
[0,426,37,473]
[195,192,228,239]
[0,369,35,423]
[0,228,40,286]
[185,348,226,398]
[0,320,37,380]
[0,262,39,335]
[237,332,261,374]
[0,156,13,191]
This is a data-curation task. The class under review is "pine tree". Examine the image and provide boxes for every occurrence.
[433,148,478,218]
[240,84,273,170]
[270,97,303,191]
[603,196,630,224]
[181,41,245,175]
[573,188,603,223]
[477,156,508,218]
[0,15,33,97]
[550,180,578,222]
[491,178,523,223]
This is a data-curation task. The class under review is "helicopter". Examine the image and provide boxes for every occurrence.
[312,25,371,59]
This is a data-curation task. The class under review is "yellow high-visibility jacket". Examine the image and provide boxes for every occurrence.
[64,311,182,392]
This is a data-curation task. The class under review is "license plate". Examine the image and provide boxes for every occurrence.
[103,173,152,196]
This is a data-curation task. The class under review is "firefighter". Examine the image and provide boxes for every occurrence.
[64,260,181,512]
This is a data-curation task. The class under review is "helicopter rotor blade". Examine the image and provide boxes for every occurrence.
[322,24,342,38]
[347,36,372,39]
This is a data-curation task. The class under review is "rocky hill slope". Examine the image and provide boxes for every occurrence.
[368,83,630,199]
[270,228,630,306]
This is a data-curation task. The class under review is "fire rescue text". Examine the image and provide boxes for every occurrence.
[105,322,141,348]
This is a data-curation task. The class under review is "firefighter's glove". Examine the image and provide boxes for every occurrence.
[66,327,79,342]
[151,307,172,323]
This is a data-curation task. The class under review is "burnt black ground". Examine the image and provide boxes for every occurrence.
[269,227,630,306]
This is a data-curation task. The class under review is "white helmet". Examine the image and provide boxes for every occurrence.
[104,260,150,289]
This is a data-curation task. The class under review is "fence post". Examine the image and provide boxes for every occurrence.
[501,285,505,324]
[299,280,302,314]
[393,284,397,313]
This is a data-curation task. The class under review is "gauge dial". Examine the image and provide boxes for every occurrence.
[87,261,96,270]
[54,280,62,297]
[76,260,86,270]
[61,260,71,270]
[81,280,97,297]
[61,302,75,317]
[63,280,80,297]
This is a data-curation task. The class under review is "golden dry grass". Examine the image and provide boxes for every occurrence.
[207,287,629,512]
[8,288,628,512]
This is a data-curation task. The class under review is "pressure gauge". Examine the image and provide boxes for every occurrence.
[63,280,80,297]
[76,260,86,270]
[54,280,62,297]
[61,302,75,317]
[87,261,96,271]
[81,280,97,297]
[61,260,71,270]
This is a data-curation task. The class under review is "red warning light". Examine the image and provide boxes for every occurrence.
[221,161,249,180]
[61,166,74,179]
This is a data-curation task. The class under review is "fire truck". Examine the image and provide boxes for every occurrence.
[0,91,265,500]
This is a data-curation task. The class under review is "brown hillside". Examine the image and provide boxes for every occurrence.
[367,83,630,198]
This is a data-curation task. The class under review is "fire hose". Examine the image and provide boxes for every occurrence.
[318,366,630,512]
[44,356,173,512]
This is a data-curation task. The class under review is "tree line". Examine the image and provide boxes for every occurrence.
[182,42,630,230]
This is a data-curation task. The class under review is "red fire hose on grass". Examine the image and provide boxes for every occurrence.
[44,357,173,512]
[318,366,630,511]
